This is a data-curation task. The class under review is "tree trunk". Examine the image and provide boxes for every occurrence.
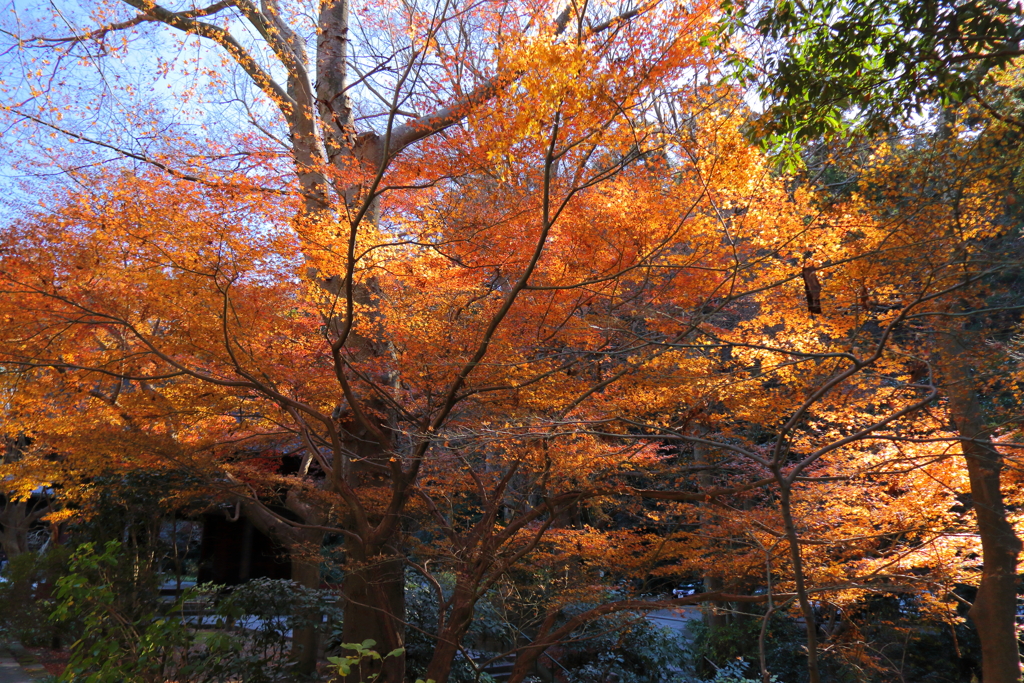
[0,499,35,559]
[291,556,324,677]
[695,429,728,630]
[778,484,821,683]
[0,521,27,558]
[943,336,1022,683]
[341,540,406,682]
[424,582,478,683]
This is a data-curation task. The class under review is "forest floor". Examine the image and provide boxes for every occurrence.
[0,644,43,682]
[23,647,68,677]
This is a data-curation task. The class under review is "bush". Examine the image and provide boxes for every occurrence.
[695,658,775,683]
[554,609,690,683]
[208,577,342,683]
[51,541,340,683]
[51,540,193,683]
[686,611,805,683]
[398,572,506,683]
[0,547,71,647]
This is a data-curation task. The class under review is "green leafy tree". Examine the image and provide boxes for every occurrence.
[722,0,1024,148]
[52,541,194,683]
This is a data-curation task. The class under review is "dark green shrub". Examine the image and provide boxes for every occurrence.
[687,611,806,683]
[398,572,505,683]
[0,547,71,647]
[51,541,341,682]
[554,610,690,683]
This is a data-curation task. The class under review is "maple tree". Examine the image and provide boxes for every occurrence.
[0,1,751,679]
[721,2,1024,673]
[871,122,1024,683]
[1,2,1023,682]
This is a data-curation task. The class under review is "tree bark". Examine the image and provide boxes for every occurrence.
[291,556,324,676]
[423,581,479,683]
[0,502,29,558]
[778,483,821,683]
[694,430,728,631]
[340,540,406,681]
[942,335,1022,683]
[0,498,47,560]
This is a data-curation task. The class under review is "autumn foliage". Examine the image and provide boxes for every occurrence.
[0,1,1022,682]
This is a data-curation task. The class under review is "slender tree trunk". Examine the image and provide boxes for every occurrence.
[778,483,821,683]
[291,555,324,676]
[424,583,478,683]
[695,431,728,630]
[942,335,1022,683]
[424,640,462,683]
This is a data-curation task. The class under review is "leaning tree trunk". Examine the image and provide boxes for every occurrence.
[777,482,821,683]
[942,334,1022,683]
[423,581,481,683]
